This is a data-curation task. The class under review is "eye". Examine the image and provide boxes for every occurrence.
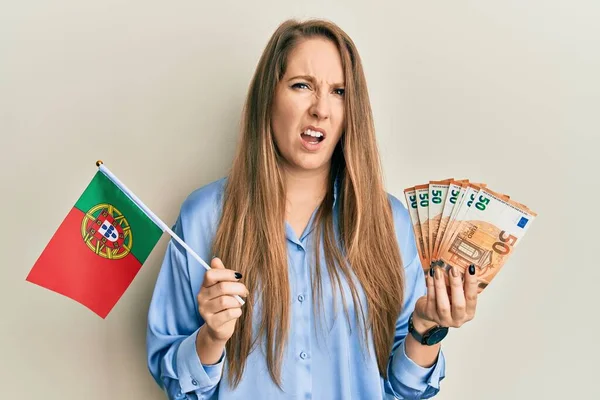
[292,82,310,90]
[333,88,345,96]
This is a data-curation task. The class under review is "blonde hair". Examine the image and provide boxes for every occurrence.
[211,18,405,389]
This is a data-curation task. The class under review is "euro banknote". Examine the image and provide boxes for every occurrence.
[404,179,537,293]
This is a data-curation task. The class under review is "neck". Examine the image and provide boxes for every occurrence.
[282,163,330,206]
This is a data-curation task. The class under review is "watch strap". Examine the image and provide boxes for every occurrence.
[408,313,426,344]
[408,313,448,346]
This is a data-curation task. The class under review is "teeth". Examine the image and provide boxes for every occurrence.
[304,129,324,138]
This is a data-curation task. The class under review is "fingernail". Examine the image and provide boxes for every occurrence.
[235,272,243,279]
[435,268,442,279]
[429,267,435,277]
[469,264,476,275]
[212,254,218,259]
[451,266,459,277]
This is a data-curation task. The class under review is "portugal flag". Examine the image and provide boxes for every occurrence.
[26,167,163,318]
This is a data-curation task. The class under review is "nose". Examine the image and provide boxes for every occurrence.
[309,93,330,121]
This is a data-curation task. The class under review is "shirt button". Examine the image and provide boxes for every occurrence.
[297,244,302,251]
[300,351,307,359]
[298,294,305,302]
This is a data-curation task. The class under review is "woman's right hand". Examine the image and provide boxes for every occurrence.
[197,257,248,344]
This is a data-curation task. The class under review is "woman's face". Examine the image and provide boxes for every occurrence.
[271,37,345,174]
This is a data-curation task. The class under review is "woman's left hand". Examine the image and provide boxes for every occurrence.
[413,264,479,330]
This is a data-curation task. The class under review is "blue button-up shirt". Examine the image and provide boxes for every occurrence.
[146,177,446,399]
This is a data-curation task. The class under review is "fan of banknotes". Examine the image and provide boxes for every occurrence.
[404,179,537,293]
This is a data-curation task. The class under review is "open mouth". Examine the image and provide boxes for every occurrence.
[300,128,325,145]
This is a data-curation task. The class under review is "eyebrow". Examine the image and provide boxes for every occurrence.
[288,75,345,87]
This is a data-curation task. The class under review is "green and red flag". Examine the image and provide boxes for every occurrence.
[26,163,163,318]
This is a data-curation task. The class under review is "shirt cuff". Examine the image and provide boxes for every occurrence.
[176,327,225,393]
[390,339,446,393]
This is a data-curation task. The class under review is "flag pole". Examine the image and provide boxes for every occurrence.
[95,160,245,306]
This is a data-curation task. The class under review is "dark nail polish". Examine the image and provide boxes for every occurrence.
[429,267,435,277]
[235,272,243,279]
[469,264,475,275]
[212,254,218,259]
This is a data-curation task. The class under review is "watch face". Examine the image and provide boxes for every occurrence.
[426,328,449,345]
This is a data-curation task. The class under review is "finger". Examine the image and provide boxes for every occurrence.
[201,257,242,288]
[204,281,249,301]
[426,268,437,321]
[449,266,467,324]
[204,295,244,314]
[464,264,479,319]
[434,267,452,326]
[202,269,242,288]
[211,257,225,269]
[213,307,243,328]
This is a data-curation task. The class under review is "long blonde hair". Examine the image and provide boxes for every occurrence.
[211,18,405,389]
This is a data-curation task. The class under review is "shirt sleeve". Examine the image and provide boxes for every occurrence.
[384,195,446,399]
[146,215,224,400]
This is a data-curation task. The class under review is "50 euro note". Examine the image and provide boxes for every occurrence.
[414,184,431,266]
[404,187,428,268]
[428,179,453,265]
[431,179,468,261]
[437,183,486,258]
[435,187,537,293]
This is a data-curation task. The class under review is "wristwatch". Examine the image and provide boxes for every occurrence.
[408,313,448,346]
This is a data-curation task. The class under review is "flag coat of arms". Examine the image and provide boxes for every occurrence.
[26,168,163,318]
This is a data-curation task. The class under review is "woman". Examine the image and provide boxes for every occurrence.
[146,18,479,400]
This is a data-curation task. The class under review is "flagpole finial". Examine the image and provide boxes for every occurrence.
[96,160,104,167]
